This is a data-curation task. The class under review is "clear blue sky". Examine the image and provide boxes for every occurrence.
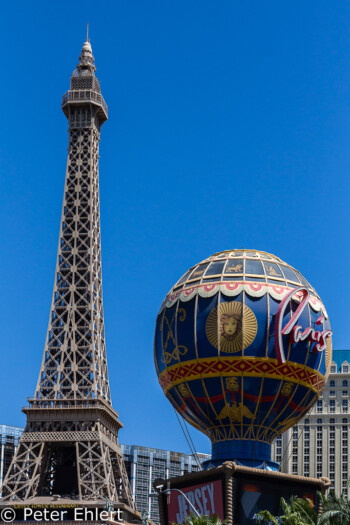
[0,1,349,456]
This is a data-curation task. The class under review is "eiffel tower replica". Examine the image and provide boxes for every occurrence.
[1,38,138,522]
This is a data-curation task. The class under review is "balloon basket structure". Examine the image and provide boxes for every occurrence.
[203,439,279,470]
[154,462,330,525]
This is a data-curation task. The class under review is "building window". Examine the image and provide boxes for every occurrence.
[304,421,310,477]
[330,380,335,387]
[342,422,348,491]
[316,423,323,477]
[343,380,348,387]
[343,391,348,397]
[330,400,336,413]
[331,365,337,374]
[317,400,323,413]
[292,426,298,474]
[342,362,349,373]
[330,391,336,397]
[343,400,348,413]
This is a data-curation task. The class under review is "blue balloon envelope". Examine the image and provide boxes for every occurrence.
[154,250,332,470]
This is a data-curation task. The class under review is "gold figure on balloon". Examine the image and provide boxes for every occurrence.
[217,402,254,423]
[226,377,240,392]
[280,382,294,396]
[226,264,243,273]
[178,383,191,398]
[266,264,279,276]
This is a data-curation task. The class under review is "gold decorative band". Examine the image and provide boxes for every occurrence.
[158,356,325,395]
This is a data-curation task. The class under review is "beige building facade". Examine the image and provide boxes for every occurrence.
[272,350,350,497]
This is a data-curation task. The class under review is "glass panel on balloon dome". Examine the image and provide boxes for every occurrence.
[280,265,301,283]
[245,276,266,282]
[245,259,264,275]
[296,272,312,288]
[232,252,243,257]
[204,261,225,276]
[223,276,244,281]
[224,259,244,275]
[263,262,283,278]
[189,263,209,280]
[176,269,192,286]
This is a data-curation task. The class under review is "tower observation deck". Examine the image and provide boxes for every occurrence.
[0,40,137,519]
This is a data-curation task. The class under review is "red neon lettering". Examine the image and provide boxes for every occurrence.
[274,286,332,365]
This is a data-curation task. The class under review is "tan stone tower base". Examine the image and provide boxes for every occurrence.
[154,462,330,525]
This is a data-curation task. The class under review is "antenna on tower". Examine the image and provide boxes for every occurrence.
[86,23,89,42]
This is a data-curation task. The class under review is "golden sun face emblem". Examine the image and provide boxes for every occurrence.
[206,301,257,353]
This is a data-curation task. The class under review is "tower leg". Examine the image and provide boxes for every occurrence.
[115,449,135,508]
[1,441,45,500]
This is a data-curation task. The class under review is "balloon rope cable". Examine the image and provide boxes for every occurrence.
[173,408,196,460]
[279,408,312,473]
[249,377,265,468]
[182,416,203,470]
[251,394,263,468]
[280,425,305,473]
[173,408,202,469]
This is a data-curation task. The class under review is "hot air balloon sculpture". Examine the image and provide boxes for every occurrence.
[154,250,332,470]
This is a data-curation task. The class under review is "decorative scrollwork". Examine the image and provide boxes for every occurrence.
[162,345,188,364]
[178,308,186,321]
[161,308,188,363]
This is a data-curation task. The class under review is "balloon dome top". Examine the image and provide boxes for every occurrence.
[160,249,321,313]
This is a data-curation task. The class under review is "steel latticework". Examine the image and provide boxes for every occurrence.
[0,40,135,512]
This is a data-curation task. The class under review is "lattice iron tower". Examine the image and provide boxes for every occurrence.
[1,40,135,513]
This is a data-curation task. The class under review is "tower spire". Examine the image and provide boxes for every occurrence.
[77,36,96,74]
[0,41,136,518]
